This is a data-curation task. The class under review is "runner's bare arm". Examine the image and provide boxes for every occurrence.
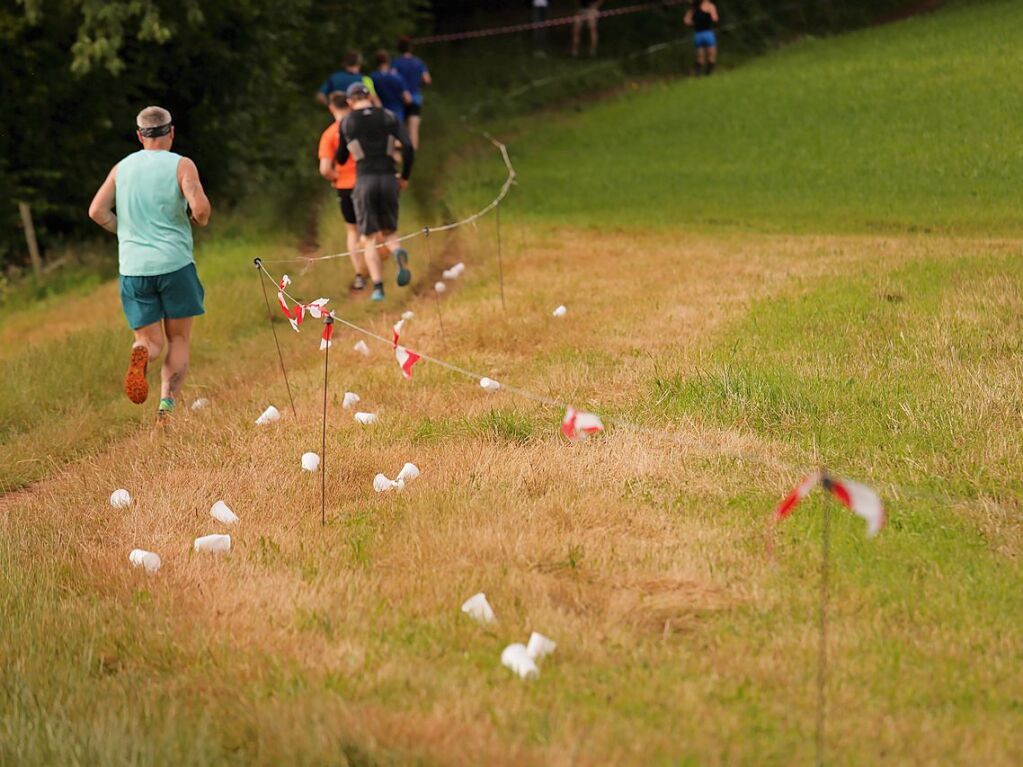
[684,9,694,26]
[88,166,118,234]
[319,157,337,182]
[421,71,432,86]
[710,4,719,22]
[178,157,211,227]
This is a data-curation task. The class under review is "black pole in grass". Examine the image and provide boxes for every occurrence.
[495,204,506,312]
[425,229,448,346]
[254,258,297,419]
[320,314,333,527]
[816,497,832,767]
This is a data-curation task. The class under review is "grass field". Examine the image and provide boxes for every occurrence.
[2,1,1021,764]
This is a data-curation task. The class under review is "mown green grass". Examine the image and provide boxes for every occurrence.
[456,0,1023,235]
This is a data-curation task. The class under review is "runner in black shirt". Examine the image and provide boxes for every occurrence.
[685,1,720,76]
[337,81,415,302]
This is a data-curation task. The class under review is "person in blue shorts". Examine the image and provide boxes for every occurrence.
[370,50,411,123]
[316,50,377,106]
[685,0,719,75]
[391,36,432,149]
[88,106,212,428]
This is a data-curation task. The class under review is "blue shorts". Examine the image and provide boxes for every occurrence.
[694,30,717,49]
[120,263,205,330]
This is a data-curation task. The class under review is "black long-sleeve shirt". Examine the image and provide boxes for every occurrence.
[337,107,415,180]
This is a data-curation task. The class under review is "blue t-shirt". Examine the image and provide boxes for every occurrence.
[391,55,429,104]
[319,70,376,97]
[370,70,407,121]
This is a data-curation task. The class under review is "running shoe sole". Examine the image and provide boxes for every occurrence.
[124,345,149,405]
[395,249,411,287]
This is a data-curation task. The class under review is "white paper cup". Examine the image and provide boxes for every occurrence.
[255,405,281,425]
[461,592,496,624]
[210,500,239,525]
[526,631,557,660]
[110,489,131,508]
[301,452,321,472]
[501,643,539,680]
[129,549,161,573]
[194,534,231,554]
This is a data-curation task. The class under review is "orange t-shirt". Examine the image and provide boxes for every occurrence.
[318,121,356,190]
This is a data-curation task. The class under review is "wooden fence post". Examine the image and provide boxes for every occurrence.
[17,201,43,280]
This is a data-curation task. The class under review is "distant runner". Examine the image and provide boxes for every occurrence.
[88,106,211,427]
[685,0,719,76]
[571,0,604,58]
[318,91,369,291]
[337,82,415,302]
[317,51,378,106]
[370,50,411,123]
[392,36,432,149]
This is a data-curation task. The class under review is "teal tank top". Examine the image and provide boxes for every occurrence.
[115,150,194,276]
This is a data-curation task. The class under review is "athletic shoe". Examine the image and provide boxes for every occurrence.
[351,274,367,291]
[395,248,411,287]
[371,287,385,302]
[124,345,149,404]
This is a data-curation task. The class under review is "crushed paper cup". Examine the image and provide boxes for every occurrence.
[210,500,239,526]
[442,265,465,280]
[552,305,568,318]
[479,377,500,392]
[501,643,539,680]
[129,549,161,573]
[373,474,405,493]
[526,632,557,660]
[301,452,321,472]
[353,340,371,357]
[401,310,415,320]
[434,281,446,293]
[396,462,420,482]
[342,391,361,409]
[110,489,131,508]
[354,412,379,425]
[194,534,231,554]
[461,592,496,624]
[255,405,281,425]
[191,398,210,411]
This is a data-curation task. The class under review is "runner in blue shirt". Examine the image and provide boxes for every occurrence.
[317,50,377,106]
[370,50,411,123]
[391,36,432,149]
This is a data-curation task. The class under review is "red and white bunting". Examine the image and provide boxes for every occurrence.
[561,406,604,442]
[320,315,335,351]
[307,298,330,319]
[289,303,305,332]
[392,318,405,350]
[826,477,886,537]
[774,471,823,522]
[774,471,885,538]
[395,345,421,379]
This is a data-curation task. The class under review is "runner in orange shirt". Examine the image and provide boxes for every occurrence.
[318,91,368,290]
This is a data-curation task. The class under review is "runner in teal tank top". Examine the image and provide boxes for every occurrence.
[89,106,212,429]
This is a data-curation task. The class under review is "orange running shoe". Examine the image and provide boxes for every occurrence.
[124,345,149,404]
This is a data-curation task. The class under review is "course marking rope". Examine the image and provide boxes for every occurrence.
[413,1,690,46]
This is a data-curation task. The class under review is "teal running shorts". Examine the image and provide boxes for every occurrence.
[120,263,205,330]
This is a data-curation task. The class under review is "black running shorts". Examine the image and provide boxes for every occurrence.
[336,188,356,225]
[353,174,400,235]
[405,102,422,118]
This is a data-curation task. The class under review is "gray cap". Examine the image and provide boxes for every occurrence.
[346,81,371,99]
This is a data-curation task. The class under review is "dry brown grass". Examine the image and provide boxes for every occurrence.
[2,227,1021,765]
